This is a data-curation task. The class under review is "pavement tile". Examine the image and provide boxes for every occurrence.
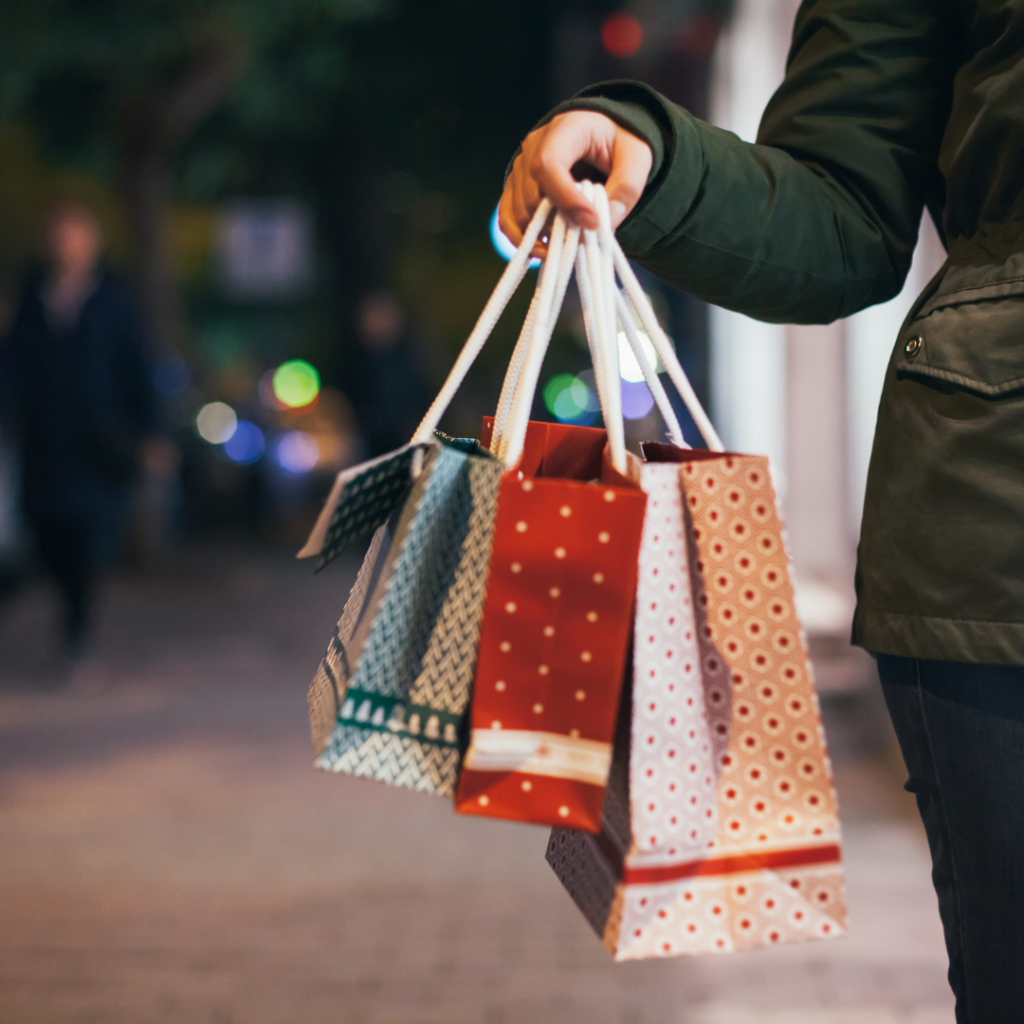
[0,547,953,1024]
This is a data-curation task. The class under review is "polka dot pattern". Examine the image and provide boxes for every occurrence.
[547,450,845,959]
[629,463,718,855]
[455,421,648,831]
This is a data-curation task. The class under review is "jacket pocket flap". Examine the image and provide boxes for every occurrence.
[899,287,1024,395]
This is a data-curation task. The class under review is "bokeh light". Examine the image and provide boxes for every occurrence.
[544,374,599,424]
[223,420,265,464]
[621,379,655,420]
[602,12,643,58]
[196,402,238,444]
[272,360,320,409]
[617,327,661,383]
[274,430,320,474]
[490,206,541,268]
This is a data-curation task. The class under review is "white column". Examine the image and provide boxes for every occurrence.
[708,0,801,492]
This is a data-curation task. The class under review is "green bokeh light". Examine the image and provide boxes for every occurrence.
[273,360,320,409]
[543,374,592,422]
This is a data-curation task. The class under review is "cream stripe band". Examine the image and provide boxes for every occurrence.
[463,729,612,785]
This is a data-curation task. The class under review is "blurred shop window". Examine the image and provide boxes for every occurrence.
[215,201,313,300]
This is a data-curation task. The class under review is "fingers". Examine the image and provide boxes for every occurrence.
[497,187,523,248]
[500,111,654,257]
[526,128,598,230]
[604,129,653,229]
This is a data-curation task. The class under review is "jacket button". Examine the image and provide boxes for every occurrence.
[905,336,923,358]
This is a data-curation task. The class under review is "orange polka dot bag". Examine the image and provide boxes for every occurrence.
[544,186,846,958]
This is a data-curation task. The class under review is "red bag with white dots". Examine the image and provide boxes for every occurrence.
[454,187,652,831]
[454,416,647,830]
[544,187,846,958]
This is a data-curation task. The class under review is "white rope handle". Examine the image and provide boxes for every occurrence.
[499,215,582,467]
[574,242,611,421]
[491,221,581,456]
[412,199,552,445]
[583,183,627,474]
[612,241,724,452]
[614,289,687,448]
[489,269,546,454]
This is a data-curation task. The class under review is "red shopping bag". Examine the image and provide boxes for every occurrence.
[453,417,647,831]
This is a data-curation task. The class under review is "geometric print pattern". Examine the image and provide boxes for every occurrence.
[307,526,388,756]
[312,437,504,798]
[316,444,429,572]
[547,450,845,959]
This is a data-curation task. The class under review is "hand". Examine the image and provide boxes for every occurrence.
[499,110,653,258]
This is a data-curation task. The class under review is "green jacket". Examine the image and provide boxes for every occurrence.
[548,0,1024,664]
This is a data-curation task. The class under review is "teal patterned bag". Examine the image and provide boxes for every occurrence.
[306,436,504,796]
[302,197,556,796]
[298,444,432,572]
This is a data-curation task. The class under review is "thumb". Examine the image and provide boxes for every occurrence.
[604,128,653,229]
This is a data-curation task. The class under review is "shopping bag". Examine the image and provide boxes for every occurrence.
[454,418,647,830]
[546,187,844,957]
[303,199,559,796]
[308,436,504,794]
[453,191,649,830]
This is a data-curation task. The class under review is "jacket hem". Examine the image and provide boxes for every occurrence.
[854,608,1024,666]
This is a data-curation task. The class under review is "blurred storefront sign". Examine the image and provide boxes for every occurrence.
[215,201,313,300]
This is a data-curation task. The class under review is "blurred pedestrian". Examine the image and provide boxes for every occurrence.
[346,291,428,456]
[0,201,156,673]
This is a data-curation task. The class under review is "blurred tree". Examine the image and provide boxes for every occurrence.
[0,0,383,351]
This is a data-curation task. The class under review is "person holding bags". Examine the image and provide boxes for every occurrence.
[500,1,1024,1018]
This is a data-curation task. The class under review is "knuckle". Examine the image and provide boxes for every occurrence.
[615,180,644,204]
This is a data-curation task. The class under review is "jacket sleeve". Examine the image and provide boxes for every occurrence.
[552,0,960,324]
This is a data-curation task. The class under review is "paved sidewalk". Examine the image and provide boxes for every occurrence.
[0,546,953,1024]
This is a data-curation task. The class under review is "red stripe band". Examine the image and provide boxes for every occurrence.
[595,832,842,885]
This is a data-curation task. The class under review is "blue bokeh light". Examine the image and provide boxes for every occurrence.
[621,380,655,420]
[273,430,319,474]
[223,420,265,464]
[490,206,540,268]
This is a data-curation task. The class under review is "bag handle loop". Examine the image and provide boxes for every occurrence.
[411,199,552,445]
[499,214,584,467]
[491,221,581,457]
[612,241,724,452]
[614,288,687,448]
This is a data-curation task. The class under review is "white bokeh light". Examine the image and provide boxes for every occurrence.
[617,327,660,383]
[196,402,238,444]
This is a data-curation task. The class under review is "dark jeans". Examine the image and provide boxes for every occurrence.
[877,655,1024,1023]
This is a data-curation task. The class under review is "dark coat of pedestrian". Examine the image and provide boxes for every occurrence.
[0,203,155,657]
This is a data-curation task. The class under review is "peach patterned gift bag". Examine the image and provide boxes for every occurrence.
[544,207,845,958]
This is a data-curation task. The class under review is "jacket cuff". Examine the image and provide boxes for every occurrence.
[573,82,705,255]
